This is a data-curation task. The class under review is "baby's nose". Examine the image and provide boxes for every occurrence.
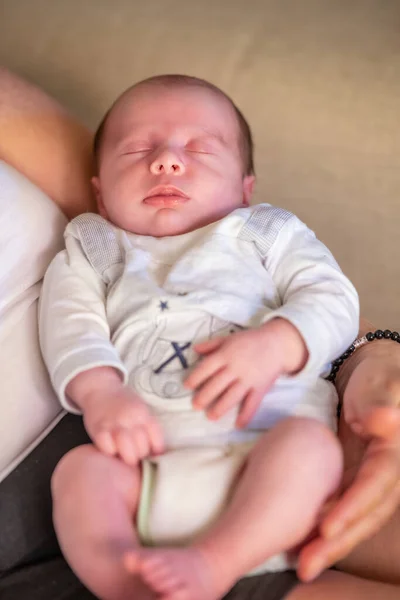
[150,149,184,175]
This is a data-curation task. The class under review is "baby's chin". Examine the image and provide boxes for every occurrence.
[119,208,219,238]
[142,208,202,238]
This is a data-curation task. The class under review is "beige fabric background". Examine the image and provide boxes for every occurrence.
[1,0,399,326]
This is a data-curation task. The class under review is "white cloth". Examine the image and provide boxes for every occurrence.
[0,161,67,482]
[39,204,359,448]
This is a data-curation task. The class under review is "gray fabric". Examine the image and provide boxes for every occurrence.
[239,205,293,257]
[227,572,298,600]
[72,207,295,280]
[0,415,91,574]
[0,414,299,600]
[72,213,123,277]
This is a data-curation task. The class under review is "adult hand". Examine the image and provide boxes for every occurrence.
[297,341,400,582]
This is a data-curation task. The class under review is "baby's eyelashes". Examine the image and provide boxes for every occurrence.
[185,143,215,155]
[122,148,152,155]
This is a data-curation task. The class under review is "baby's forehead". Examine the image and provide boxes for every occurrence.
[107,84,238,139]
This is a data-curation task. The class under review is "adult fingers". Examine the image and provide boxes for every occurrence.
[359,407,400,441]
[343,363,400,429]
[321,444,399,538]
[298,481,400,582]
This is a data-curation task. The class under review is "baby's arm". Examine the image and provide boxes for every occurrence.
[262,213,359,374]
[186,211,359,426]
[39,223,164,464]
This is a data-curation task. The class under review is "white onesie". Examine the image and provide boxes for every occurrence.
[39,203,359,567]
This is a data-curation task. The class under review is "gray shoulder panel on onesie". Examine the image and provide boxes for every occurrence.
[70,213,123,277]
[238,205,293,257]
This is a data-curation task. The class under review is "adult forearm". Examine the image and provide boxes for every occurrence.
[0,67,96,219]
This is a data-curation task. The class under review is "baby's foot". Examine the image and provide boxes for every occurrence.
[124,547,232,600]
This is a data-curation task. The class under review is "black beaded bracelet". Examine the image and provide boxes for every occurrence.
[326,329,400,384]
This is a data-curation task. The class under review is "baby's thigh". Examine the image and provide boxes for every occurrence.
[51,443,142,519]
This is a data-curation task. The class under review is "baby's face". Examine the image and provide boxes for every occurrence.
[92,85,254,236]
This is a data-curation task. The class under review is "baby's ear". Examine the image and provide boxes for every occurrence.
[91,177,108,218]
[242,175,255,206]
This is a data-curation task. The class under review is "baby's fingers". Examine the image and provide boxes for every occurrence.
[185,346,226,390]
[193,337,225,355]
[192,368,235,410]
[115,427,150,465]
[95,429,117,456]
[147,418,165,456]
[236,389,264,428]
[207,380,247,420]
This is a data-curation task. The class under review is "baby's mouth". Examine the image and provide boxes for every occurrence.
[144,185,189,206]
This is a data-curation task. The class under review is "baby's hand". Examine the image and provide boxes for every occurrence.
[66,367,165,465]
[185,318,308,427]
[83,388,164,465]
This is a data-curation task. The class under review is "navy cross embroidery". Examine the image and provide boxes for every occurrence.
[153,341,192,374]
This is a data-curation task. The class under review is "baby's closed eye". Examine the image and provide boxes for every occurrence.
[185,141,216,155]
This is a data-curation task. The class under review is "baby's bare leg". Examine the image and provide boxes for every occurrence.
[125,417,343,600]
[52,444,154,600]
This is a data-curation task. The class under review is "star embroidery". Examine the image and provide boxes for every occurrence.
[159,300,169,311]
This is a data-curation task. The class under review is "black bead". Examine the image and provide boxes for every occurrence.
[391,331,399,341]
[384,329,392,339]
[366,332,375,341]
[375,330,384,339]
[349,345,355,352]
[343,351,351,359]
[333,358,343,366]
[331,365,340,373]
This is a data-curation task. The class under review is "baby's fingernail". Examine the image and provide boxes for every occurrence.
[98,432,114,454]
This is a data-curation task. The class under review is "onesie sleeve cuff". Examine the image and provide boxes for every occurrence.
[260,308,331,377]
[52,346,128,413]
